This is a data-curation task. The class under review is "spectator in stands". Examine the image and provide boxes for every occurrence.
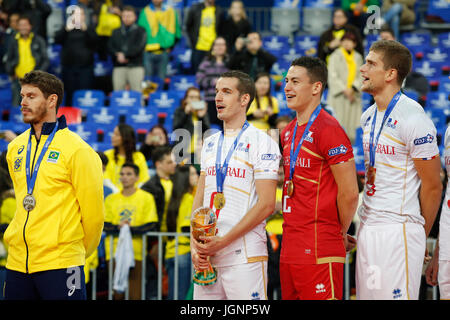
[228,31,277,80]
[140,124,170,167]
[93,0,122,60]
[54,6,98,106]
[0,12,18,73]
[327,31,363,143]
[380,0,416,40]
[247,72,279,131]
[173,87,210,165]
[195,36,229,127]
[138,0,182,81]
[108,5,146,92]
[379,25,396,40]
[141,146,176,231]
[317,8,363,64]
[221,0,252,54]
[184,0,226,73]
[97,151,119,198]
[341,0,380,36]
[77,0,95,29]
[1,0,51,40]
[104,162,158,300]
[165,164,198,300]
[104,123,150,190]
[0,151,14,300]
[4,15,49,106]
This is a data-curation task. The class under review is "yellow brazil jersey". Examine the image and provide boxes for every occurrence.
[104,149,150,190]
[195,6,216,51]
[105,189,158,261]
[5,118,105,274]
[15,33,35,78]
[159,178,173,233]
[165,192,194,260]
[0,196,16,267]
[247,96,279,131]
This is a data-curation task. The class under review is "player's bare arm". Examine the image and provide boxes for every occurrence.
[195,179,278,256]
[413,156,442,237]
[330,159,359,248]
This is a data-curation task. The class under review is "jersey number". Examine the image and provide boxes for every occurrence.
[366,184,376,196]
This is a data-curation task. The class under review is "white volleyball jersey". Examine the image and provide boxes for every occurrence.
[358,94,439,226]
[200,124,280,267]
[439,126,450,261]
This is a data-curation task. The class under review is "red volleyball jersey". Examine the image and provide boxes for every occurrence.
[280,109,354,265]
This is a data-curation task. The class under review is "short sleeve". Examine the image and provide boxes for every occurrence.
[143,192,159,224]
[319,125,354,165]
[403,113,439,160]
[253,132,281,180]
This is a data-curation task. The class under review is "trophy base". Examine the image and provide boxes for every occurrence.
[193,268,217,286]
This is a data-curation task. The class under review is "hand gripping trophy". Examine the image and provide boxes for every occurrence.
[191,206,217,285]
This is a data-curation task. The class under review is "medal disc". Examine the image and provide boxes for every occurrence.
[366,166,376,185]
[286,180,294,197]
[23,194,36,211]
[213,193,226,210]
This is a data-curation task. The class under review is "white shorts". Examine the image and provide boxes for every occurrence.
[356,222,426,300]
[438,260,450,300]
[193,261,267,300]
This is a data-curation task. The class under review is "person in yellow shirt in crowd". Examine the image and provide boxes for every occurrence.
[104,163,158,300]
[185,0,226,73]
[165,164,198,300]
[104,124,150,190]
[246,72,279,131]
[0,152,15,300]
[94,0,122,60]
[4,15,49,106]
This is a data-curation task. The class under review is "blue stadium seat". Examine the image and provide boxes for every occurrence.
[128,107,158,131]
[93,54,113,77]
[426,92,450,110]
[427,0,450,23]
[0,74,10,90]
[72,90,106,107]
[171,47,192,72]
[68,123,97,144]
[270,60,291,77]
[294,35,319,57]
[401,32,432,54]
[413,61,443,80]
[302,7,332,36]
[270,8,301,38]
[262,35,290,55]
[83,106,119,133]
[110,90,143,107]
[168,75,197,92]
[280,48,300,65]
[438,32,450,50]
[352,142,366,174]
[0,88,12,108]
[362,92,373,112]
[424,47,449,64]
[47,44,62,77]
[438,76,450,92]
[149,90,181,132]
[425,107,448,130]
[167,0,184,9]
[403,90,419,102]
[273,0,302,8]
[304,0,334,8]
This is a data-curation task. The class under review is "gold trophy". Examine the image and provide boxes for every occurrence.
[191,206,217,286]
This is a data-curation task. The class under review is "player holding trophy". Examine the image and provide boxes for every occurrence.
[190,70,280,300]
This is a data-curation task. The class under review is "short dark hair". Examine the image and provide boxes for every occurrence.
[122,5,136,13]
[380,26,395,38]
[151,145,172,164]
[18,14,32,26]
[97,151,108,167]
[122,162,140,176]
[370,40,412,86]
[220,70,256,111]
[290,57,327,95]
[19,70,64,113]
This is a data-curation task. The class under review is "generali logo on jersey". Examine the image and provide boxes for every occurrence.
[362,142,396,155]
[206,166,247,179]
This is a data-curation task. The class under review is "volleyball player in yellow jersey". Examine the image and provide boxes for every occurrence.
[104,163,158,300]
